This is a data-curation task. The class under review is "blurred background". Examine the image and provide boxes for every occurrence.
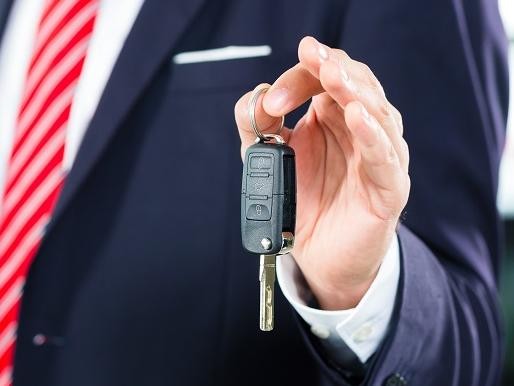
[499,0,514,384]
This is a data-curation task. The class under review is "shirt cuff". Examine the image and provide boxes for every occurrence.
[276,234,400,363]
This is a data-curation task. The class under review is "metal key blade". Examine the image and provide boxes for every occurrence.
[259,254,276,331]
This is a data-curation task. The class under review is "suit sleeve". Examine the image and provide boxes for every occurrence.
[303,0,510,384]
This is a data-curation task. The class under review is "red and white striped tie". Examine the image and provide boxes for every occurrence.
[0,0,98,383]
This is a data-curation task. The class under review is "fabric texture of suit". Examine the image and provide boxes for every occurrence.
[0,0,509,385]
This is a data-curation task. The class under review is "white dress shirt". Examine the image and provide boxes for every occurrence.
[0,0,400,364]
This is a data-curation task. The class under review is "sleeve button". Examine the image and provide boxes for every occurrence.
[32,334,47,346]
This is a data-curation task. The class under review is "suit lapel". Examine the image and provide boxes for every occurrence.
[49,0,207,228]
[0,0,14,41]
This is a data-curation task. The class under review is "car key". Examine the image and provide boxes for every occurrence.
[241,140,296,331]
[241,85,296,331]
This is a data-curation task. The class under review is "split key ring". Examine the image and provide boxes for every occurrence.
[248,85,286,144]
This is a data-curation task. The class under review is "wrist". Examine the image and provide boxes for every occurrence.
[307,262,381,310]
[302,226,397,310]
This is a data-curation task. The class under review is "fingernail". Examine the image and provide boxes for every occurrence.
[318,43,329,61]
[266,88,289,112]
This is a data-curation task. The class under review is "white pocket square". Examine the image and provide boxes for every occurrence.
[173,45,272,64]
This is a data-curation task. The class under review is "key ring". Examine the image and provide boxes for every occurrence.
[248,85,285,144]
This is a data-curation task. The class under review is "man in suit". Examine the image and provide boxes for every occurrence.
[0,0,509,385]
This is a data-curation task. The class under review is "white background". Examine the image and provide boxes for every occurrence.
[499,0,514,218]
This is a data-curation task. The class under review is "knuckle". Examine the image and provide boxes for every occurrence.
[334,48,351,61]
[389,103,402,120]
[358,62,372,75]
[389,103,404,133]
[357,62,384,96]
[378,98,391,118]
[400,138,409,156]
[367,74,384,96]
[398,139,410,169]
[360,63,375,81]
[399,137,409,155]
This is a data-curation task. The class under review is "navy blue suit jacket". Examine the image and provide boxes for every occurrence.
[0,0,509,385]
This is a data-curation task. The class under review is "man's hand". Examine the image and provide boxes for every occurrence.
[235,37,410,310]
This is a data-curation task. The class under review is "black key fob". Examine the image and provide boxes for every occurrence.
[241,141,296,255]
